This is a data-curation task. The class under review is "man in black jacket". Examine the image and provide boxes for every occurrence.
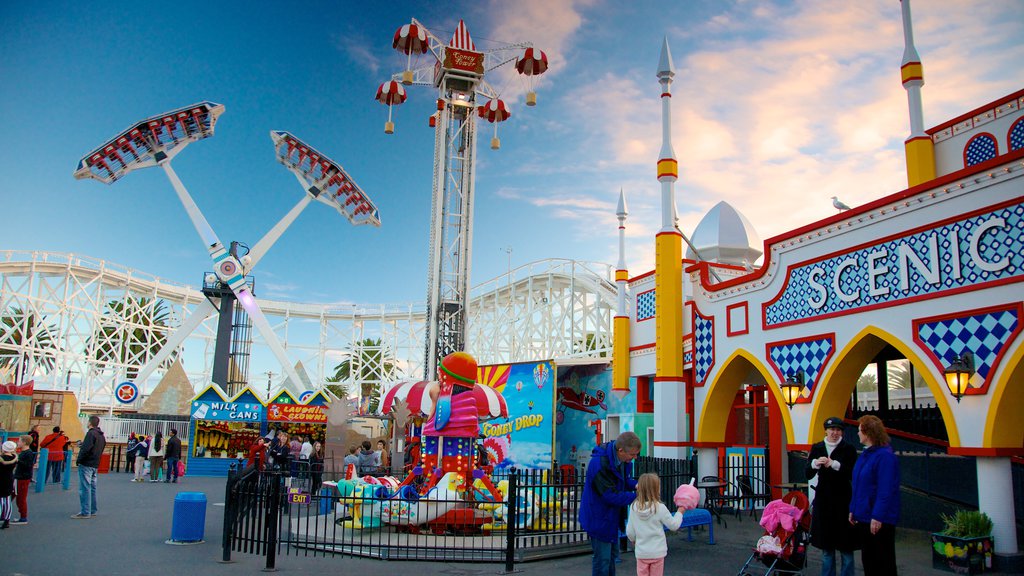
[72,415,105,519]
[165,429,182,483]
[806,416,859,576]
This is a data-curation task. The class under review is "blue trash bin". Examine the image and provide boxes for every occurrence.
[170,492,207,543]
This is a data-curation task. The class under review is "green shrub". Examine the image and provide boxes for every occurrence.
[940,510,993,538]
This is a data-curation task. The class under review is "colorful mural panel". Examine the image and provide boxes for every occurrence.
[479,360,554,471]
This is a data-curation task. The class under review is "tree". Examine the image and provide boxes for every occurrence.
[323,376,349,401]
[331,338,397,413]
[89,296,171,381]
[574,332,609,357]
[0,307,60,382]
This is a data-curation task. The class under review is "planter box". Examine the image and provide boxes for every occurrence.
[931,533,993,574]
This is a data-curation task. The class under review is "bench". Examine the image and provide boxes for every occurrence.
[679,508,715,544]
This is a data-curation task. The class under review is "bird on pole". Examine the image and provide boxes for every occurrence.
[831,196,852,211]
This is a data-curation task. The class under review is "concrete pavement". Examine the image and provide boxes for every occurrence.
[0,470,996,575]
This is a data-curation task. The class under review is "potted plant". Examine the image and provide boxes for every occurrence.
[931,509,994,573]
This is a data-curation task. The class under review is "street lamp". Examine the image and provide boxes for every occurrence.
[780,371,805,408]
[943,352,974,402]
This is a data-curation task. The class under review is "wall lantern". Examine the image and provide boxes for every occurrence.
[943,352,975,402]
[780,371,805,408]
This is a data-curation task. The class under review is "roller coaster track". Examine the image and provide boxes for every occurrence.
[0,250,616,405]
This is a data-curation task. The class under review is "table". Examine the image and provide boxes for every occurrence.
[695,481,728,525]
[772,482,809,496]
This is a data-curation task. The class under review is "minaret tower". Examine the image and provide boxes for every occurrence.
[900,0,936,187]
[612,189,631,397]
[653,38,687,458]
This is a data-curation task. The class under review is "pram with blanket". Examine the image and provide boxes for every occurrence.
[736,491,811,576]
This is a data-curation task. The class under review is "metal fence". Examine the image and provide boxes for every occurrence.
[222,455,701,570]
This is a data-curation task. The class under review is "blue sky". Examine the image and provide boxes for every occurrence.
[2,0,1023,307]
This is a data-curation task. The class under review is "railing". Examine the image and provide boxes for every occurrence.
[222,456,700,570]
[81,416,191,444]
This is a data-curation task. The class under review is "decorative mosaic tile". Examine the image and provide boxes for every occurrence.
[965,134,997,166]
[694,312,714,385]
[915,306,1020,392]
[637,289,655,321]
[1011,119,1024,151]
[764,203,1024,327]
[767,336,834,398]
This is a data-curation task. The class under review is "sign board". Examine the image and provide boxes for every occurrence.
[190,400,263,422]
[288,488,309,505]
[267,403,327,423]
[116,381,138,404]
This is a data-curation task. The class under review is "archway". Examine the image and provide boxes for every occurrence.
[985,341,1024,449]
[810,326,960,447]
[697,349,794,444]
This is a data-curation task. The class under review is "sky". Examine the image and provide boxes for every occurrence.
[2,0,1023,309]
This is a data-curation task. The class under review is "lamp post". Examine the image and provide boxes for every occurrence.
[780,371,805,408]
[943,352,974,402]
[265,370,275,402]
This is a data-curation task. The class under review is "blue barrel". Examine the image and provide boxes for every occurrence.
[170,492,207,543]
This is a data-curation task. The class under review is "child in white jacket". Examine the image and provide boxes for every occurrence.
[626,473,685,576]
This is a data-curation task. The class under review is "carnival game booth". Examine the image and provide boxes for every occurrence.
[266,389,328,445]
[188,384,265,476]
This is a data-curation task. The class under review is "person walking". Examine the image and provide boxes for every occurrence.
[133,435,149,482]
[626,472,685,576]
[40,426,69,484]
[849,415,900,576]
[0,441,16,529]
[148,432,165,482]
[125,432,139,474]
[165,429,182,483]
[73,415,105,519]
[807,417,859,576]
[11,435,35,524]
[580,430,641,576]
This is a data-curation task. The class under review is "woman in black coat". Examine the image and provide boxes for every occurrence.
[806,417,859,576]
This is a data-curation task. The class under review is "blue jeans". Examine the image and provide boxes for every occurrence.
[821,548,855,576]
[591,538,620,576]
[166,457,179,481]
[78,465,98,516]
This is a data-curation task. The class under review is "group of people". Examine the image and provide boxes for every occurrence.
[343,439,389,476]
[0,434,37,527]
[246,430,325,493]
[126,429,182,483]
[579,415,901,576]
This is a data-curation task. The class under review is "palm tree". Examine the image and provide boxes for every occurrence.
[0,307,60,382]
[331,338,397,413]
[89,296,171,381]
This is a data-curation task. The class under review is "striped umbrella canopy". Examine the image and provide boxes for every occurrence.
[381,380,508,422]
[375,81,408,106]
[477,98,511,123]
[515,48,549,76]
[393,23,429,55]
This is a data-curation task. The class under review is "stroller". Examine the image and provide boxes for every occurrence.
[736,491,812,576]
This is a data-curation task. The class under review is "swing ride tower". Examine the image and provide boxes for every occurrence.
[378,19,548,378]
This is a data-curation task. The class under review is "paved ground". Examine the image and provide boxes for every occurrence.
[0,471,1008,575]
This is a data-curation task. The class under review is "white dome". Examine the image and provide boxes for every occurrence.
[685,201,763,267]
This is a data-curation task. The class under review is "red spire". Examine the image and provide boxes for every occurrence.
[449,19,475,51]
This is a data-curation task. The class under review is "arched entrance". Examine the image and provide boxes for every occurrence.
[810,326,960,447]
[697,349,793,444]
[986,342,1024,449]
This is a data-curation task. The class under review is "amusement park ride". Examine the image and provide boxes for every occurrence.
[73,103,380,397]
[376,18,549,379]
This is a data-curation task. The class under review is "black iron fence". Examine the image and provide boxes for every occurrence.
[222,455,704,570]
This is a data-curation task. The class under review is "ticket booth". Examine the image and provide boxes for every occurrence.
[187,385,265,477]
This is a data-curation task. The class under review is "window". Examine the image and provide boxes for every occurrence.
[33,401,53,418]
[964,133,998,167]
[1009,118,1024,152]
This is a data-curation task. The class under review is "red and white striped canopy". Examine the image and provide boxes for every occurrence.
[516,48,549,76]
[381,380,508,421]
[477,99,511,123]
[376,81,408,106]
[393,23,429,55]
[449,19,475,51]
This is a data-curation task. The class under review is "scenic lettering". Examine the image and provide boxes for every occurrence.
[805,216,1009,310]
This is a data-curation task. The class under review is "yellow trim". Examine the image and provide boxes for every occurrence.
[612,316,631,395]
[984,340,1024,448]
[305,390,332,405]
[696,349,794,444]
[655,234,683,377]
[808,325,960,447]
[657,159,678,179]
[265,388,298,405]
[191,383,229,403]
[904,137,936,187]
[231,386,269,407]
[900,62,923,84]
[615,270,629,282]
